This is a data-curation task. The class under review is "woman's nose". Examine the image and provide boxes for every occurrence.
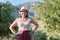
[22,13,24,15]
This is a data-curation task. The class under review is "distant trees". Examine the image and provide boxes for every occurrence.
[37,0,60,31]
[33,0,60,40]
[0,1,18,37]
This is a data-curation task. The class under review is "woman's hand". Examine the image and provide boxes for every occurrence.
[31,19,39,31]
[30,31,34,36]
[9,20,17,35]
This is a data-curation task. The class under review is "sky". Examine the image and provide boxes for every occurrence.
[0,0,43,5]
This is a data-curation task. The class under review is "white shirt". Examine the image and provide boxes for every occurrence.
[16,17,32,31]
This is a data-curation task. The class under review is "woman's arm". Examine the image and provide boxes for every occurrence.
[31,19,39,31]
[9,20,17,35]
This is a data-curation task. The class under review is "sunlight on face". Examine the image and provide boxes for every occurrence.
[19,11,27,17]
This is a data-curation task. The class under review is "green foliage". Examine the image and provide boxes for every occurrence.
[32,31,47,40]
[0,2,16,37]
[36,0,60,40]
[37,0,60,31]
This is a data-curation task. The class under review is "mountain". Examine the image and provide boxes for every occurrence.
[16,2,38,18]
[0,2,38,18]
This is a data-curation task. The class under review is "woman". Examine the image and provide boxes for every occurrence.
[9,7,39,40]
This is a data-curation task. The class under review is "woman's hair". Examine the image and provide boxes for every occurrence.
[19,11,28,18]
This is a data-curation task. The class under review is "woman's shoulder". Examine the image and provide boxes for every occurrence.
[28,17,32,21]
[15,17,20,21]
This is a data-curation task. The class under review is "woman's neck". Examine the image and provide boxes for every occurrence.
[21,17,27,20]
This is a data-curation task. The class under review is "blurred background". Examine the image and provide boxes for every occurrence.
[0,0,60,40]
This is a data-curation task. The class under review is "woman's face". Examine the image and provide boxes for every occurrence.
[19,11,28,18]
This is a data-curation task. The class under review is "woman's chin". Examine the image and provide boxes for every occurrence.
[22,15,26,17]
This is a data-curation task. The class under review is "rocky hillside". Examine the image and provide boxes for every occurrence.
[0,2,39,18]
[16,2,38,18]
